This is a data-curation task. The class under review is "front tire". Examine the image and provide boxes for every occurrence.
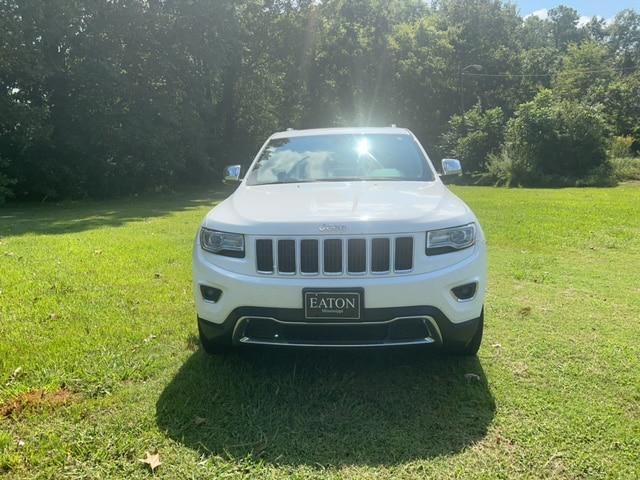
[198,318,232,355]
[447,309,484,356]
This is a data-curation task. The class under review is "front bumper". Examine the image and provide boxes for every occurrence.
[193,237,485,347]
[198,306,482,348]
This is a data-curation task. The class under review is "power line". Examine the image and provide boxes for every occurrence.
[462,65,636,78]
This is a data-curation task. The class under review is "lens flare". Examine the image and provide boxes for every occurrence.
[356,138,370,156]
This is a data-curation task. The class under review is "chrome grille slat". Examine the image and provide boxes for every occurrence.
[342,237,349,274]
[255,235,413,276]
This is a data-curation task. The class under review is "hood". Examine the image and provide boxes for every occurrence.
[204,181,473,235]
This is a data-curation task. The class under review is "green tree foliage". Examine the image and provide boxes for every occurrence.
[440,105,505,172]
[494,90,608,186]
[434,0,523,114]
[608,9,640,70]
[603,72,640,148]
[553,42,615,104]
[0,0,639,201]
[388,15,456,149]
[547,6,583,50]
[608,136,635,158]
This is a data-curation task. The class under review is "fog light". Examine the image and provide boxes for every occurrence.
[451,282,477,301]
[200,285,222,302]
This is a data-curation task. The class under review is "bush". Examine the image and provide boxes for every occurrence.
[483,151,529,186]
[440,105,505,173]
[608,136,634,158]
[0,157,15,204]
[0,175,13,204]
[484,152,615,187]
[610,157,640,182]
[493,90,610,186]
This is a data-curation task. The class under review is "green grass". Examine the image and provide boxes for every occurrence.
[1,185,639,479]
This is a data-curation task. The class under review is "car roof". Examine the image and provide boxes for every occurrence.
[270,127,412,139]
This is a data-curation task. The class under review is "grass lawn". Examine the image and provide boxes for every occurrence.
[1,185,639,479]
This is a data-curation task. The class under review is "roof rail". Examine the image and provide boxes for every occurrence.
[390,124,397,128]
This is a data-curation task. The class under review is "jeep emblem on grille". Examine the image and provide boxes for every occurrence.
[319,224,347,232]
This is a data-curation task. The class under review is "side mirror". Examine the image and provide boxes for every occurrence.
[441,158,462,176]
[223,165,241,184]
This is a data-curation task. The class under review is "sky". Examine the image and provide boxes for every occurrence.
[515,0,638,23]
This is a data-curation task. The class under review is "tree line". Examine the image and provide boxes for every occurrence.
[1,0,639,202]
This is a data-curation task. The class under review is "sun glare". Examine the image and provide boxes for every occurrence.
[356,138,370,156]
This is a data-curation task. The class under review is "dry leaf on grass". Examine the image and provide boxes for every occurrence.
[139,451,161,472]
[7,367,23,384]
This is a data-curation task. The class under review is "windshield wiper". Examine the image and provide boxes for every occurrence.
[317,177,411,182]
[316,177,367,182]
[252,177,417,186]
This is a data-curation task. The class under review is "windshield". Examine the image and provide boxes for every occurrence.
[245,134,434,186]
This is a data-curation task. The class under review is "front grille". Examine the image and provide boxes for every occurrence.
[347,239,366,273]
[277,240,296,273]
[323,239,342,273]
[394,237,413,271]
[256,239,274,272]
[300,239,319,273]
[371,238,390,272]
[255,236,414,276]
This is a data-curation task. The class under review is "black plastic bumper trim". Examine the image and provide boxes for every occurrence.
[198,305,481,348]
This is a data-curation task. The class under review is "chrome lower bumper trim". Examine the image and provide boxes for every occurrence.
[237,336,435,348]
[232,315,442,348]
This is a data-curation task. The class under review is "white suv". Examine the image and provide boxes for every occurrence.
[193,127,486,354]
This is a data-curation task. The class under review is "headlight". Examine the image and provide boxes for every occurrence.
[200,228,245,258]
[426,223,476,255]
